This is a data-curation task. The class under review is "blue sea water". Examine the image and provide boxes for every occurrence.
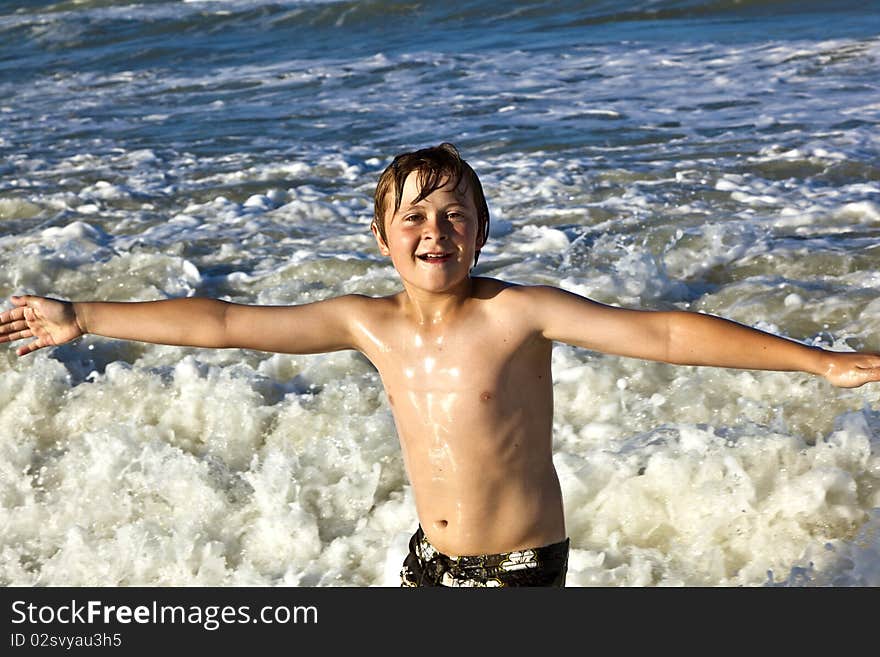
[1,0,879,586]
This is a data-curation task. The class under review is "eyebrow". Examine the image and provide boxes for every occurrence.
[395,200,469,215]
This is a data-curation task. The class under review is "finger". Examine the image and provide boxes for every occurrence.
[16,339,43,357]
[10,295,31,308]
[0,319,29,335]
[0,329,34,343]
[0,307,24,324]
[1,330,33,344]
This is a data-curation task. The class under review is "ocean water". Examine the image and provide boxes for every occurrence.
[1,0,879,587]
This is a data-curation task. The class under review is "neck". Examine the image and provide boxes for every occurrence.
[400,276,474,326]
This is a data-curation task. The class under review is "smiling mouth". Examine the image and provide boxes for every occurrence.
[417,253,453,263]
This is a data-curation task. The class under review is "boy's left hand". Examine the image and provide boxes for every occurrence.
[823,351,880,388]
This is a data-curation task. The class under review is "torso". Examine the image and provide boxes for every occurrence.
[350,278,566,556]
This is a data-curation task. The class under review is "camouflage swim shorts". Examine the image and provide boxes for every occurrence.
[400,526,569,587]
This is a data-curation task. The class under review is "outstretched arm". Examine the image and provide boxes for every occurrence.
[0,294,366,357]
[527,285,880,389]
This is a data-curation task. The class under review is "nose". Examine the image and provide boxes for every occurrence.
[422,214,449,241]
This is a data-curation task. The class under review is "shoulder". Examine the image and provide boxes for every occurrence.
[471,278,614,333]
[470,276,525,296]
[328,292,399,317]
[470,277,569,305]
[327,292,400,304]
[469,278,572,329]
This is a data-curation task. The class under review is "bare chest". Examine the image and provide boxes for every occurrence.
[369,318,533,390]
[357,317,549,431]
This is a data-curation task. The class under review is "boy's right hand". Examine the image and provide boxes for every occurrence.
[0,295,84,356]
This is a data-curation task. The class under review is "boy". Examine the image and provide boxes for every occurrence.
[2,143,879,587]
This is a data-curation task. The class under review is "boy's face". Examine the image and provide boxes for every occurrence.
[372,171,479,294]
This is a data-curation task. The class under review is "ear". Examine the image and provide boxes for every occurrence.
[371,221,391,256]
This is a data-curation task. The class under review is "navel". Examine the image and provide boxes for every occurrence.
[434,519,448,530]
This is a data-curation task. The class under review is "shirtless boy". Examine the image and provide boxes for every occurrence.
[2,143,879,587]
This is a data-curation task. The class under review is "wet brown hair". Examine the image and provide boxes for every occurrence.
[372,142,490,266]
